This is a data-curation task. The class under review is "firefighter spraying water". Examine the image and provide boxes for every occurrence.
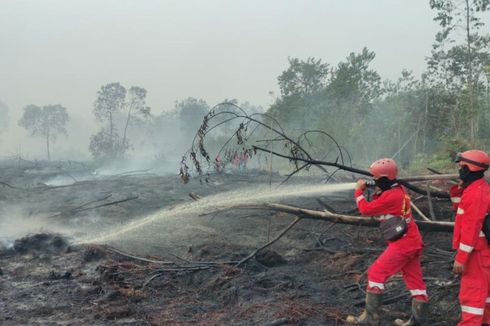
[346,158,428,326]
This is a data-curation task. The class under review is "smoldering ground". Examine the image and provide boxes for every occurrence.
[0,159,461,325]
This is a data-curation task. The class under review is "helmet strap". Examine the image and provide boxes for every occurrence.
[457,156,489,170]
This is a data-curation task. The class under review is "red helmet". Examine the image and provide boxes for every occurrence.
[455,150,490,172]
[369,158,398,180]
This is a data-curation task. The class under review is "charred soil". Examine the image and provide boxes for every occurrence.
[0,161,460,325]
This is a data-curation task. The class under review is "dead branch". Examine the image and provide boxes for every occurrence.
[107,247,175,265]
[236,216,302,267]
[70,194,113,211]
[72,196,139,213]
[401,174,458,182]
[0,181,24,190]
[189,192,201,201]
[229,203,454,232]
[426,181,437,220]
[410,202,431,222]
[252,145,451,199]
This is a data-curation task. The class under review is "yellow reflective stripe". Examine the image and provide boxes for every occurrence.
[459,243,474,253]
[451,197,461,203]
[457,207,465,215]
[461,305,484,315]
[410,289,427,296]
[486,297,490,304]
[368,281,384,290]
[356,195,364,204]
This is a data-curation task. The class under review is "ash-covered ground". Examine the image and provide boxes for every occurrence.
[0,160,459,325]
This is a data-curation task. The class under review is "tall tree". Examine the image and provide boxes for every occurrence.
[18,104,69,160]
[90,82,127,161]
[429,0,490,141]
[176,97,209,144]
[270,57,329,131]
[277,57,329,97]
[122,86,151,148]
[93,82,126,144]
[327,47,382,116]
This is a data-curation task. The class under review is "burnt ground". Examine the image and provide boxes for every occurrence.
[0,160,460,325]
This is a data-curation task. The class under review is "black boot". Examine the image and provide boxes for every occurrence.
[346,292,382,325]
[394,299,428,325]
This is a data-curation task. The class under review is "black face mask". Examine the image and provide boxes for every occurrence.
[375,177,396,191]
[459,165,484,186]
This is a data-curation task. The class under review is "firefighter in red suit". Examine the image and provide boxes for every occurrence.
[449,150,490,326]
[347,158,428,326]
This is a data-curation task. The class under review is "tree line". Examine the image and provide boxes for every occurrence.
[267,0,490,170]
[3,0,489,169]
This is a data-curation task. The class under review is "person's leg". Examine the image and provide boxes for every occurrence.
[367,245,410,292]
[347,245,410,325]
[479,249,490,325]
[394,249,428,325]
[458,251,487,326]
[401,249,428,302]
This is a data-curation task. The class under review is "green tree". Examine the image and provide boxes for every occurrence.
[176,97,209,144]
[92,82,126,149]
[270,57,329,131]
[327,47,382,116]
[277,57,329,97]
[18,104,69,160]
[319,48,382,161]
[428,0,490,141]
[90,83,152,161]
[122,86,151,147]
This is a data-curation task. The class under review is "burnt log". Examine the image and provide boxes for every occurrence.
[231,203,454,232]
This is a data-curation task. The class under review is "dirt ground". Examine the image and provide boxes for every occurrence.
[0,159,461,325]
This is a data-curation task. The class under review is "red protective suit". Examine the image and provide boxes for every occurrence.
[450,179,490,326]
[355,184,428,302]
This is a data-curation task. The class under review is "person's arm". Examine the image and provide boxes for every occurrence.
[449,184,463,211]
[454,192,486,272]
[354,180,399,216]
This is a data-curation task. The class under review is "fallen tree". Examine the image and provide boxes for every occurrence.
[180,102,455,199]
[229,202,454,232]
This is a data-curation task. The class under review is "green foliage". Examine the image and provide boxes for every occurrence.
[18,104,69,160]
[93,82,126,124]
[428,0,490,142]
[277,57,329,97]
[407,153,454,174]
[89,128,129,162]
[176,97,209,144]
[90,82,151,161]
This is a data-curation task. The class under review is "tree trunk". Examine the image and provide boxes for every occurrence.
[109,111,114,154]
[230,202,454,232]
[122,102,133,148]
[46,132,51,161]
[465,0,476,143]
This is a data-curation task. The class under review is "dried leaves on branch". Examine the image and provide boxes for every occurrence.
[179,102,353,184]
[179,102,450,199]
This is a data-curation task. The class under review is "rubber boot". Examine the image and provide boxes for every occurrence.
[346,292,382,325]
[394,299,428,325]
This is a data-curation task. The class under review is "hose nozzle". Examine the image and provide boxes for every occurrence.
[366,179,376,188]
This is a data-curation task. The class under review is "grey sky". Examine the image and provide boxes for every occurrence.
[0,0,472,157]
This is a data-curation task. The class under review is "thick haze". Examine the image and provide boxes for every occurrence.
[0,0,440,159]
